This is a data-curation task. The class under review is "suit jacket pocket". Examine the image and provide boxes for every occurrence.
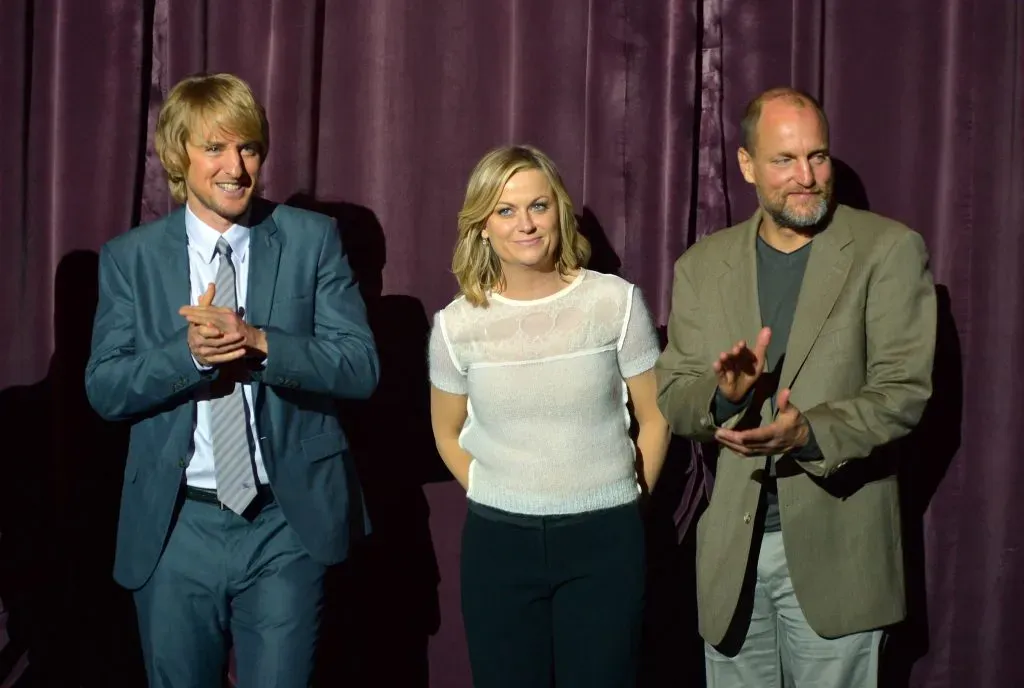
[301,431,349,462]
[809,320,861,365]
[270,294,314,331]
[272,292,313,303]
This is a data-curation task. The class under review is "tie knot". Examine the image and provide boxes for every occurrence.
[215,237,232,258]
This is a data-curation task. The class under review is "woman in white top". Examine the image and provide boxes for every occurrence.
[428,145,670,687]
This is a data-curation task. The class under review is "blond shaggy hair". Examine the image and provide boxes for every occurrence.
[154,73,269,203]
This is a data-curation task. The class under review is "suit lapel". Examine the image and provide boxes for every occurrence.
[777,213,853,392]
[158,208,190,327]
[245,201,281,408]
[718,211,763,344]
[245,199,281,330]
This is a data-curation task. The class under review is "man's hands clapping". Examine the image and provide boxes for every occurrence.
[713,327,772,403]
[711,326,810,456]
[183,283,267,367]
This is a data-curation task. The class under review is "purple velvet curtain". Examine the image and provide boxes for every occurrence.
[0,1,1020,687]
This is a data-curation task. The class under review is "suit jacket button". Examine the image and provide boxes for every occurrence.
[743,512,752,524]
[178,458,186,468]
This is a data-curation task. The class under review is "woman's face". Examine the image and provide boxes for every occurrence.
[482,169,560,273]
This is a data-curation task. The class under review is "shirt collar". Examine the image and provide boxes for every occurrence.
[185,203,251,265]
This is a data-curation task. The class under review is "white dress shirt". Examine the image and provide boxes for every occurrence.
[184,205,268,489]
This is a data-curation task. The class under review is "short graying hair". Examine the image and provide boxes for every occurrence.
[740,87,829,154]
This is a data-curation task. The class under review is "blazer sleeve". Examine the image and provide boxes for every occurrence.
[85,242,209,422]
[655,253,741,442]
[259,220,380,399]
[797,230,937,477]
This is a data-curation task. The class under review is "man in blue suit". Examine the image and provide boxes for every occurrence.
[85,73,379,687]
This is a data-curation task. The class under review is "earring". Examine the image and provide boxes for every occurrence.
[481,237,489,245]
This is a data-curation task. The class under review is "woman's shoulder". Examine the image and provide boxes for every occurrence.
[434,293,496,341]
[578,269,637,299]
[583,268,634,286]
[433,295,469,327]
[436,293,471,315]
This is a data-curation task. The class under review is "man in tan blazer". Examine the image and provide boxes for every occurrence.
[656,87,936,687]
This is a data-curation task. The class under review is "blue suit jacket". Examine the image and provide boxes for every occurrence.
[86,199,379,590]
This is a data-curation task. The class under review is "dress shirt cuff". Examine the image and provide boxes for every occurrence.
[191,353,214,373]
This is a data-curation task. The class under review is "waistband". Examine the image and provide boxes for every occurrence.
[184,484,275,510]
[467,499,638,528]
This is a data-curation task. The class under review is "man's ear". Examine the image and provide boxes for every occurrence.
[738,147,756,184]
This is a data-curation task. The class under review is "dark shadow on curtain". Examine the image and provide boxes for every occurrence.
[639,434,707,688]
[578,207,622,275]
[0,251,143,687]
[632,328,706,686]
[828,159,962,686]
[284,194,444,688]
[882,284,962,688]
[832,158,871,211]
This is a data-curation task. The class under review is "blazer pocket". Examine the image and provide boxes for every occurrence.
[817,317,855,338]
[301,431,349,462]
[270,294,314,331]
[812,321,859,362]
[272,293,313,303]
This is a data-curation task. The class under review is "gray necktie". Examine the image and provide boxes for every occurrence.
[210,237,258,514]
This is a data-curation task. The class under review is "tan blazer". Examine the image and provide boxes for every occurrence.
[656,204,937,643]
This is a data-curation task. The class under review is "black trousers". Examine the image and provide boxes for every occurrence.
[460,500,645,688]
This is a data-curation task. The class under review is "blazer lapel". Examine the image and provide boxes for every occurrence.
[158,208,190,327]
[718,211,763,344]
[777,213,854,392]
[244,199,282,330]
[245,200,281,408]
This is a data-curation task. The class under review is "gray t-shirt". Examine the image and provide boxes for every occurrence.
[712,234,820,532]
[756,234,812,531]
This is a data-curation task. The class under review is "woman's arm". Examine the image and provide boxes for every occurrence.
[430,385,473,490]
[627,369,671,493]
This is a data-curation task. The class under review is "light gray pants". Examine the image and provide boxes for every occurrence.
[705,531,883,688]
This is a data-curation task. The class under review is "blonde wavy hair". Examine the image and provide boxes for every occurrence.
[453,145,591,307]
[155,73,269,203]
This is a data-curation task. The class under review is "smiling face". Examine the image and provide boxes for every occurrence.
[739,98,833,231]
[183,121,263,231]
[481,168,560,273]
